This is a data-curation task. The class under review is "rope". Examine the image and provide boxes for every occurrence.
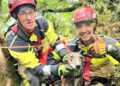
[0,36,77,49]
[1,22,120,49]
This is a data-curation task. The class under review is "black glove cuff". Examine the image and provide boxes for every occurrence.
[33,64,44,75]
[109,48,120,62]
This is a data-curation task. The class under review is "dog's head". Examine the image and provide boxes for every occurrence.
[63,52,85,78]
[64,52,84,70]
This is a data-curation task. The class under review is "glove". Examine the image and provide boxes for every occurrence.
[58,64,73,77]
[88,38,107,57]
[72,68,83,78]
[58,64,83,78]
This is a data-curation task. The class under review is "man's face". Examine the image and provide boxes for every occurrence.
[75,20,95,42]
[17,8,36,34]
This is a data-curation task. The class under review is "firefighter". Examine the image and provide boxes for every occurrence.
[67,7,120,85]
[5,0,74,86]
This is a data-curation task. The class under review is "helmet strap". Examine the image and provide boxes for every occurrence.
[34,0,37,4]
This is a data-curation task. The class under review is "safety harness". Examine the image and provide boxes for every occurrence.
[83,56,92,85]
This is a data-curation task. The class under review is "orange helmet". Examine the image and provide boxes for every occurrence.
[73,7,97,23]
[9,0,37,17]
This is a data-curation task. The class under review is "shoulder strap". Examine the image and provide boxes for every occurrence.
[4,23,17,36]
[7,24,30,42]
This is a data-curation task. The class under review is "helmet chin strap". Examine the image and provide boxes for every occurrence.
[17,19,32,36]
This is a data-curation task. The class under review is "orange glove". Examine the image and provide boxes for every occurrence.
[88,38,107,57]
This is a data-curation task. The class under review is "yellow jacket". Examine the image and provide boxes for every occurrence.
[6,18,58,68]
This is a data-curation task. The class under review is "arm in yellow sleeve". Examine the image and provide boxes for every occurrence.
[9,49,40,68]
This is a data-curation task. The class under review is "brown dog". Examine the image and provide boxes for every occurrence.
[61,52,84,86]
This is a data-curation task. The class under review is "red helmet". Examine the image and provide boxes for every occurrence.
[73,7,97,23]
[9,0,37,16]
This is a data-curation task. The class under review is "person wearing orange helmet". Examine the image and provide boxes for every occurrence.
[67,7,120,85]
[5,0,74,86]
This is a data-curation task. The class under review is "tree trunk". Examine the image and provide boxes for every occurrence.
[0,37,20,86]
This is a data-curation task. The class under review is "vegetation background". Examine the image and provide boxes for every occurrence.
[0,0,120,86]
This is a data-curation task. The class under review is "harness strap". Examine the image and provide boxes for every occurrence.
[39,47,53,64]
[83,56,91,81]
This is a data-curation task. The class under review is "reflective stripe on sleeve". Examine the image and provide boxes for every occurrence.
[55,43,65,53]
[42,65,51,75]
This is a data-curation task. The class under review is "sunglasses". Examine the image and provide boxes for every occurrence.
[74,20,96,28]
[18,8,35,18]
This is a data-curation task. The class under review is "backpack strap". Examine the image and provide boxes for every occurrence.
[36,17,48,32]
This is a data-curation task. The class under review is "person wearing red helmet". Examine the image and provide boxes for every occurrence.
[73,7,97,44]
[5,0,75,86]
[67,7,120,85]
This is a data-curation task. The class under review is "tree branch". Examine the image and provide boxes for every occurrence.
[42,2,82,13]
[103,22,120,29]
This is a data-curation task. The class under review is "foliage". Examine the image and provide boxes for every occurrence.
[0,1,9,36]
[38,0,120,39]
[0,0,119,38]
